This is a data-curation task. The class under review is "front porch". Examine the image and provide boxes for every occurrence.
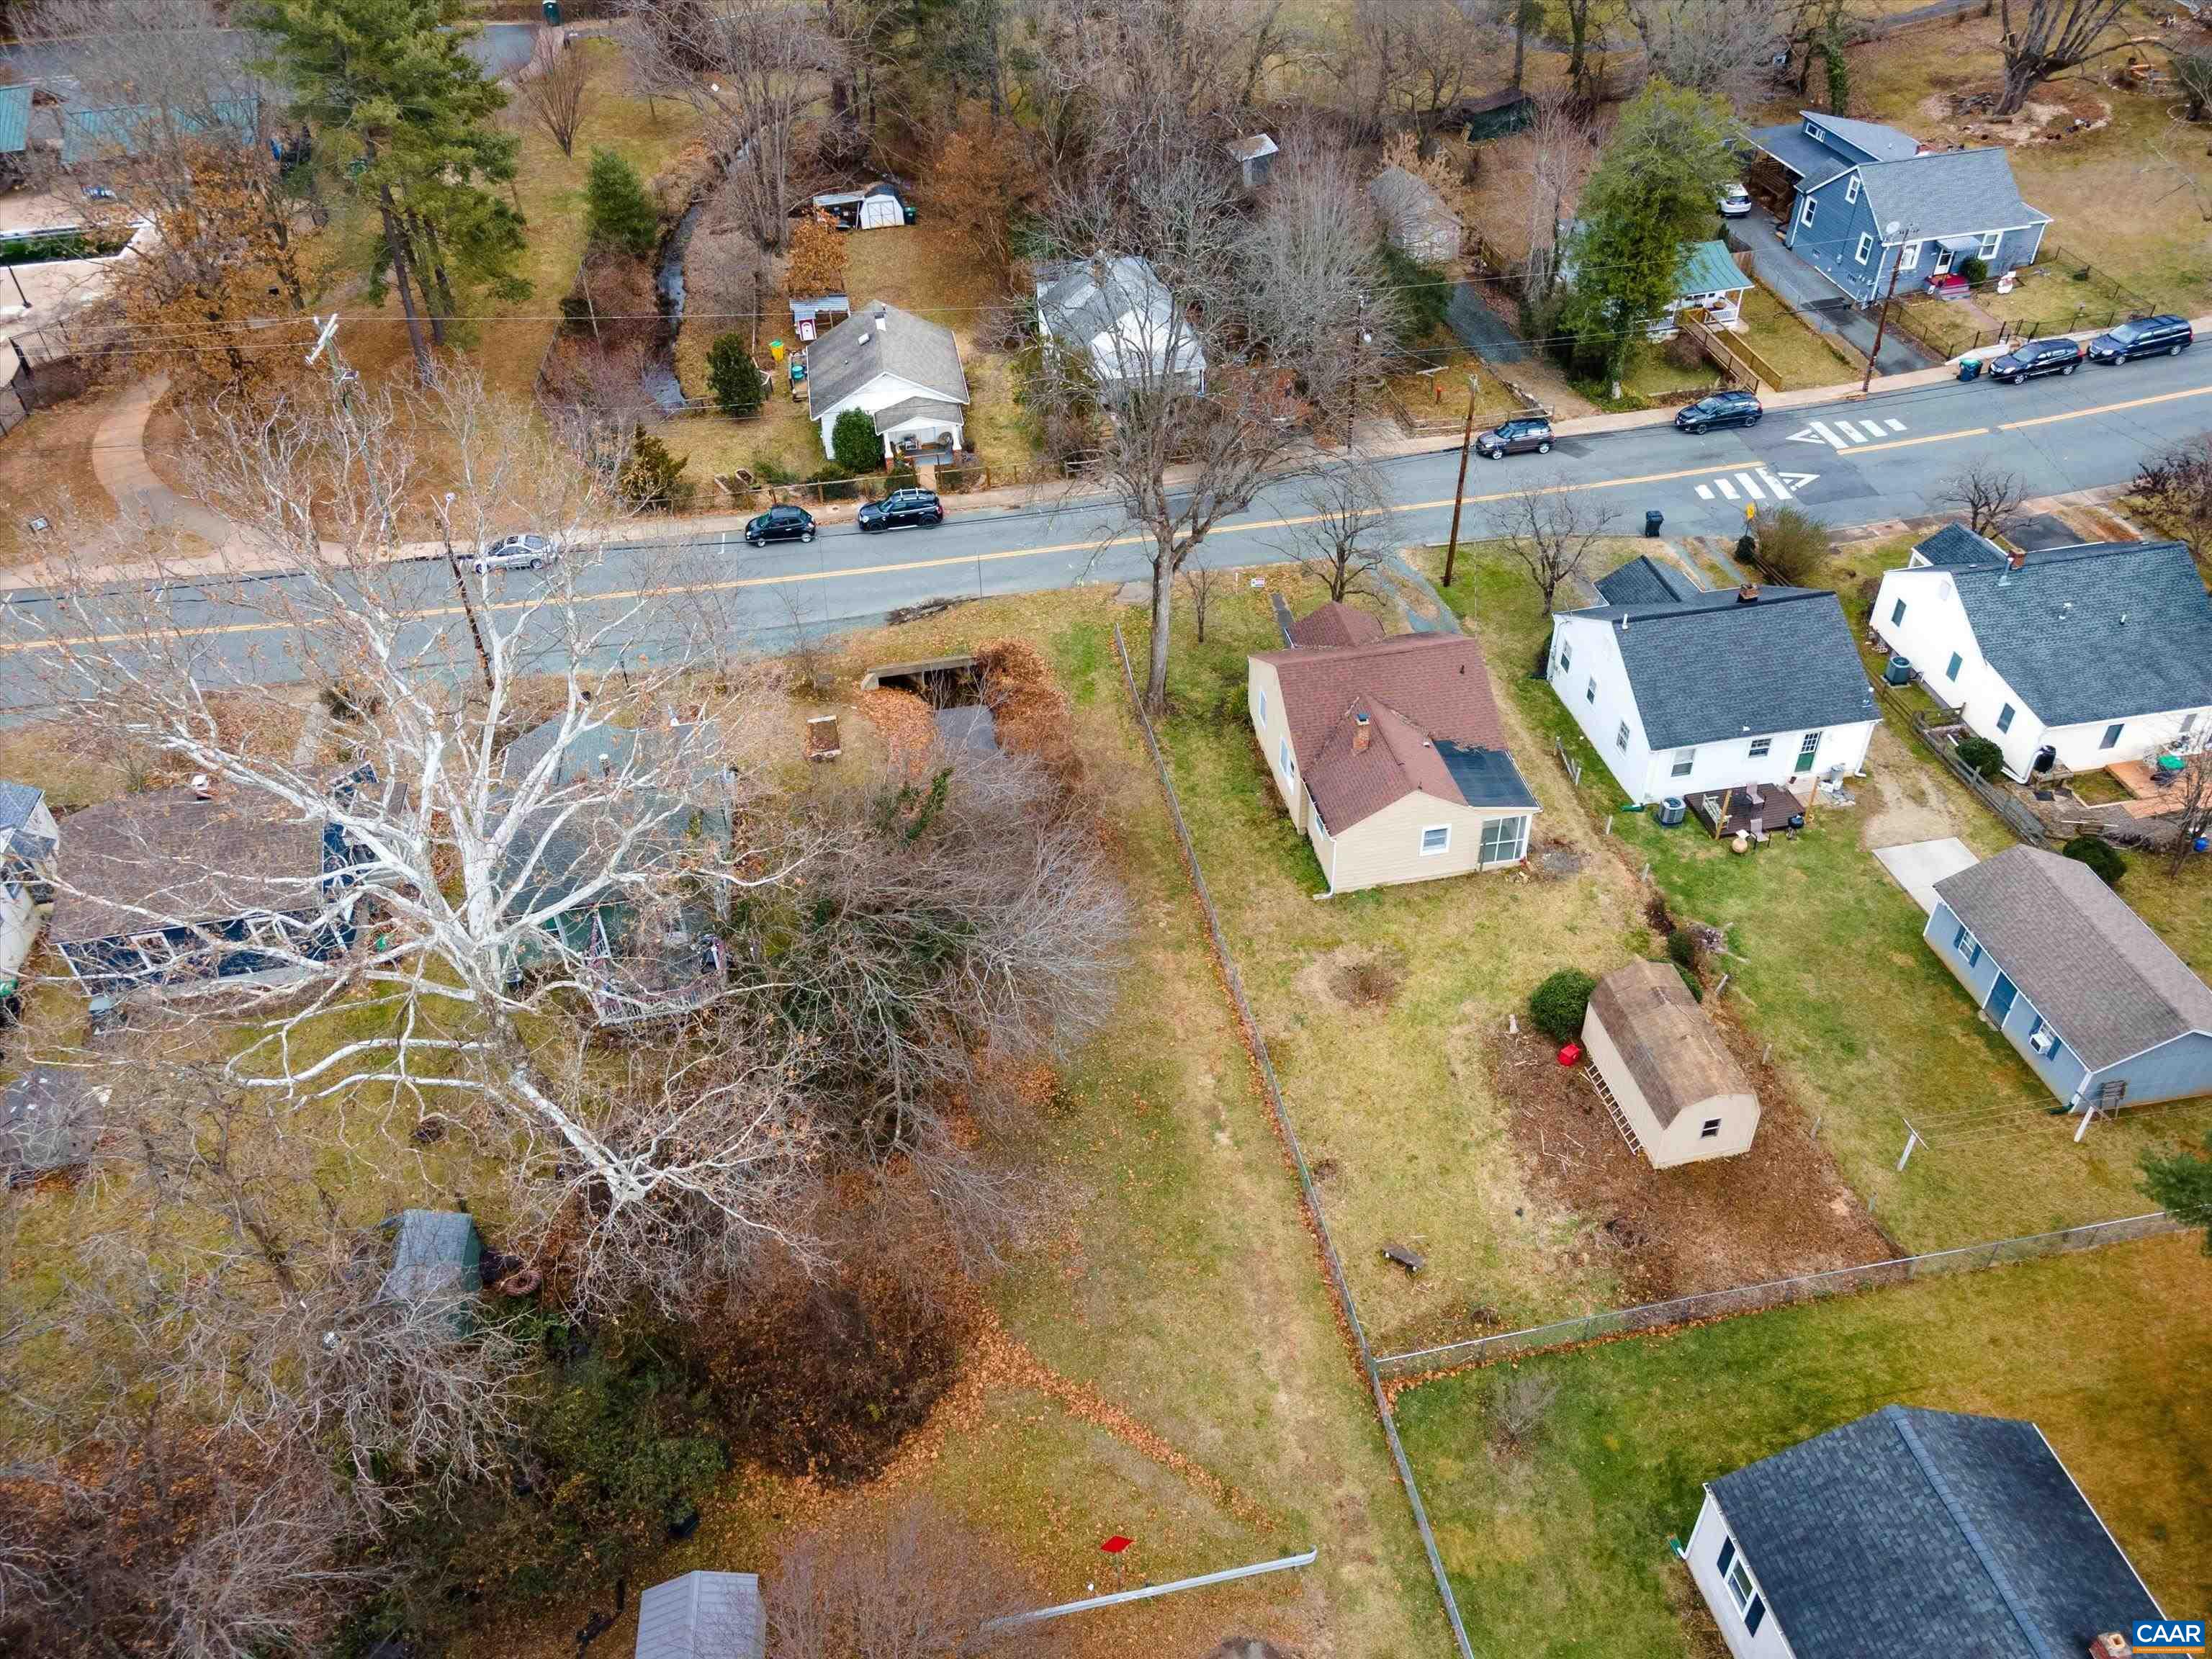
[1685,781,1809,843]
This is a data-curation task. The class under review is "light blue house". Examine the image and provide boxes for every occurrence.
[1746,112,2049,307]
[1926,846,2212,1114]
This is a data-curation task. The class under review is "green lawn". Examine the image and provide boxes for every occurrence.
[1733,287,1864,390]
[1395,1232,2212,1659]
[1429,543,2212,1254]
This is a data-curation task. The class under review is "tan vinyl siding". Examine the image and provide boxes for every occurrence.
[1325,792,1530,894]
[1582,996,1761,1167]
[1246,658,1304,828]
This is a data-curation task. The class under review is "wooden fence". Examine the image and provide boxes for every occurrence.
[1677,310,1774,392]
[1876,681,2051,844]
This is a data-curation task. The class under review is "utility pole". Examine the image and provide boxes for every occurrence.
[440,490,495,693]
[1442,377,1478,589]
[1860,220,1911,396]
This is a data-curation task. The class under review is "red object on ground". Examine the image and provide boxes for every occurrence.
[1557,1042,1583,1067]
[1100,1536,1132,1555]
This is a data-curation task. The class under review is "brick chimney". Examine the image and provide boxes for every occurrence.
[2007,547,2026,571]
[2087,1635,2131,1659]
[1736,583,1761,604]
[1352,711,1372,754]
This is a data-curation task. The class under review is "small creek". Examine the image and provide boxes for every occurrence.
[643,197,706,415]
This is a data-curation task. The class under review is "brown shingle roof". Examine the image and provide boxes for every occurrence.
[1588,959,1754,1128]
[1254,632,1521,832]
[1934,845,2212,1069]
[50,786,329,946]
[1288,600,1388,649]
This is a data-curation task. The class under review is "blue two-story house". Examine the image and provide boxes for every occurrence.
[1746,112,2050,308]
[1925,845,2212,1115]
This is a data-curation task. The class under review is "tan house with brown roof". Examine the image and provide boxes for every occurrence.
[1581,960,1761,1167]
[1247,617,1537,894]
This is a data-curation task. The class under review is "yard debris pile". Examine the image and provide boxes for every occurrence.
[1492,1019,1892,1305]
[976,637,1081,786]
[855,685,940,776]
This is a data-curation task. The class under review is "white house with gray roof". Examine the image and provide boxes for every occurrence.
[1873,537,2212,781]
[1745,112,2049,307]
[1926,845,2212,1112]
[802,301,970,462]
[1686,1405,2161,1659]
[1035,256,1206,395]
[635,1570,763,1659]
[1547,570,1878,806]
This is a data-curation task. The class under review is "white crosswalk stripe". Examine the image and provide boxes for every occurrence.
[1714,475,1739,499]
[1809,420,1846,449]
[1696,484,1714,500]
[1758,470,1793,500]
[1737,472,1766,500]
[1884,418,1905,433]
[1834,419,1867,443]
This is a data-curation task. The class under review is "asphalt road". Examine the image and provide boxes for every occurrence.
[0,22,540,89]
[4,351,2208,712]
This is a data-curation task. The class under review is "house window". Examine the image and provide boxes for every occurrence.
[1256,688,1267,727]
[1725,1552,1757,1614]
[244,914,292,951]
[1671,747,1696,778]
[1979,230,2002,259]
[1845,175,1861,204]
[1954,922,1981,966]
[1279,737,1295,778]
[1479,815,1529,866]
[1700,1118,1722,1138]
[1616,721,1631,752]
[1749,737,1771,758]
[2100,722,2124,750]
[1946,652,1963,680]
[1558,640,1573,676]
[1420,824,1451,856]
[1797,730,1822,771]
[1804,118,1819,138]
[1901,240,1921,270]
[1891,598,1907,626]
[2028,1013,2069,1069]
[1799,197,1817,229]
[1997,703,2015,733]
[1855,232,1874,265]
[130,930,179,970]
[1586,675,1597,705]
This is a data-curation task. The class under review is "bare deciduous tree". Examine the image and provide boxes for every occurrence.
[518,32,593,157]
[1622,0,1788,104]
[1285,457,1396,602]
[1179,561,1224,643]
[2134,433,2212,554]
[1938,459,2028,538]
[1499,485,1614,611]
[1995,0,2132,115]
[2165,755,2212,876]
[1515,86,1596,305]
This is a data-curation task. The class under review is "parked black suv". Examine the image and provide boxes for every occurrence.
[2087,315,2193,365]
[1673,390,1763,433]
[857,487,945,531]
[1987,337,2082,385]
[744,504,817,546]
[1474,417,1554,459]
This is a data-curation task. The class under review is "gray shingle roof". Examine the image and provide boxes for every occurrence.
[804,302,968,415]
[1856,147,2048,238]
[0,782,44,831]
[1596,555,1705,607]
[1367,166,1459,246]
[1802,112,1922,162]
[50,787,331,946]
[1,1066,107,1179]
[635,1570,764,1659]
[378,1210,482,1303]
[1934,845,2212,1069]
[1570,588,1876,750]
[870,395,964,435]
[1912,523,2005,569]
[1711,1406,2159,1659]
[1945,540,2212,726]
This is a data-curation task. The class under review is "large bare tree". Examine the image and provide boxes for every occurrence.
[1500,484,1615,611]
[1995,0,2132,115]
[517,30,594,157]
[1622,0,1789,104]
[1515,86,1597,305]
[1283,457,1396,602]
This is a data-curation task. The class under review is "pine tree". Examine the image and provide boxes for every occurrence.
[250,0,524,379]
[2144,1133,2212,1251]
[585,149,660,261]
[706,334,767,418]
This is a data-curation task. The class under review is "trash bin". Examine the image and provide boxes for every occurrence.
[1644,508,1664,538]
[541,0,561,22]
[1957,358,1982,382]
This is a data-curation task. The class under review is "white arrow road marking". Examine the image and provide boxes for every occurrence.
[1699,470,1815,501]
[1774,471,1820,490]
[1788,424,1829,444]
[1758,470,1794,499]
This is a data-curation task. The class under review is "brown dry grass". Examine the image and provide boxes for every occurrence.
[0,390,123,569]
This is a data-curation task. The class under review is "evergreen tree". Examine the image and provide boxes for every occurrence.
[585,148,660,260]
[250,0,524,379]
[831,407,881,474]
[617,431,691,511]
[1560,81,1737,389]
[2144,1132,2212,1251]
[706,334,767,418]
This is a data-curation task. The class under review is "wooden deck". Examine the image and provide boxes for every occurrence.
[1685,781,1809,842]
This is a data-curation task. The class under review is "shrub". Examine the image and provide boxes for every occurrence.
[1377,238,1451,343]
[1529,968,1596,1042]
[2062,834,2125,886]
[831,406,882,474]
[1673,961,1705,1002]
[616,431,691,511]
[706,333,766,418]
[585,147,659,258]
[1955,736,2005,778]
[751,454,797,485]
[1960,255,1990,286]
[1665,926,1704,975]
[886,462,921,493]
[1753,504,1830,585]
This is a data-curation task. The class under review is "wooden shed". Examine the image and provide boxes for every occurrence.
[1581,961,1759,1169]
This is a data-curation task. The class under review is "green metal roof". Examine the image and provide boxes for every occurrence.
[1677,240,1749,301]
[60,94,257,166]
[0,86,31,156]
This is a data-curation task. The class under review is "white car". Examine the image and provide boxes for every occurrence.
[473,532,559,574]
[1718,184,1753,218]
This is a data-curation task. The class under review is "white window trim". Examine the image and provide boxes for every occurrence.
[1671,747,1697,778]
[1748,737,1771,758]
[1419,824,1452,857]
[130,930,179,969]
[245,914,292,951]
[1478,814,1529,868]
[1845,175,1861,204]
[1559,641,1573,675]
[1799,197,1816,228]
[1585,675,1596,704]
[1725,1554,1758,1614]
[1955,922,1981,965]
[1279,737,1295,777]
[1256,687,1267,727]
[1616,721,1631,752]
[1997,703,2015,733]
[1854,231,1874,266]
[1900,240,1920,269]
[1979,229,2002,258]
[1796,730,1822,771]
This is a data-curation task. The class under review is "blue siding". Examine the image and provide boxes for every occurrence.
[1786,177,2043,306]
[1923,902,2090,1106]
[2084,1031,2212,1112]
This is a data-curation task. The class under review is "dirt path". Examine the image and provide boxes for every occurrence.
[1858,724,1972,848]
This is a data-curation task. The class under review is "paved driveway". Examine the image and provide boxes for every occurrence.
[1446,282,1528,364]
[1725,207,1938,375]
[1871,837,1979,914]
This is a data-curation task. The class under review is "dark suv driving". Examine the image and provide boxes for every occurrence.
[1987,337,2082,385]
[1474,418,1554,459]
[744,503,817,546]
[1673,390,1763,433]
[2087,315,2193,366]
[857,487,945,531]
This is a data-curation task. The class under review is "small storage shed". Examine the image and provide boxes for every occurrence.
[636,1570,765,1659]
[1,1065,108,1184]
[379,1210,483,1303]
[1581,960,1760,1168]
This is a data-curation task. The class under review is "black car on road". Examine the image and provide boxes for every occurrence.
[2087,315,2193,365]
[858,487,945,531]
[744,504,817,546]
[1474,418,1554,459]
[1673,390,1763,433]
[1987,337,2082,385]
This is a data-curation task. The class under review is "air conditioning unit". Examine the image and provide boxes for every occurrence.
[2030,1030,2056,1056]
